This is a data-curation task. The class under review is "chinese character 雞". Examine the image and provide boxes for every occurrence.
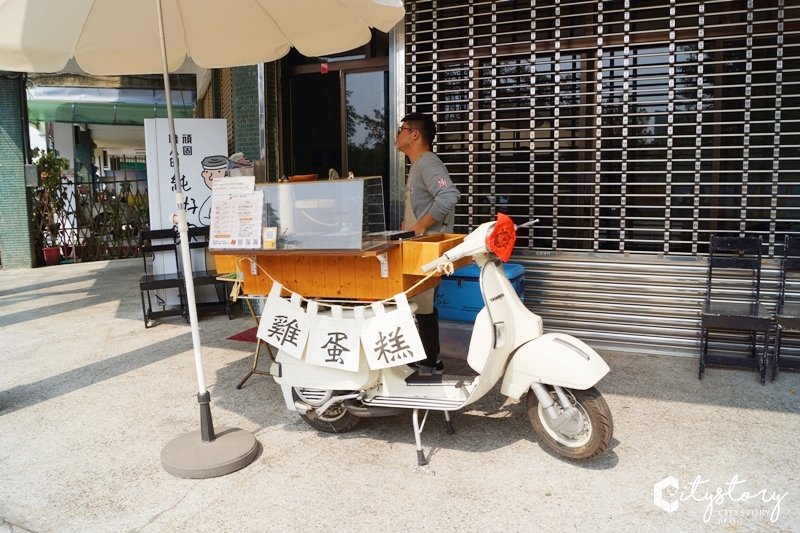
[267,315,302,347]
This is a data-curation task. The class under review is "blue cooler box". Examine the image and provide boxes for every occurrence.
[435,262,525,323]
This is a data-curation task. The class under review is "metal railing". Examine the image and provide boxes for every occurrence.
[35,156,149,263]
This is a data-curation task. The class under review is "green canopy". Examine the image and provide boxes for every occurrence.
[27,100,193,126]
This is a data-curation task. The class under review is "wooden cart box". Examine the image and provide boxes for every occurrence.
[401,233,470,275]
[213,234,469,301]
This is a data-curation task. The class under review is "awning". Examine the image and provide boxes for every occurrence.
[27,99,193,126]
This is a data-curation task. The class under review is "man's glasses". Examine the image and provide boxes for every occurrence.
[397,127,417,135]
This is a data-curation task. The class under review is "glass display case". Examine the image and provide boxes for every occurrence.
[259,176,386,250]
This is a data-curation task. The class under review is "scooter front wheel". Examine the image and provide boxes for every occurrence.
[526,386,613,460]
[292,388,360,433]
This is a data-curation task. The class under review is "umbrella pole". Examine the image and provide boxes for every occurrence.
[156,0,257,479]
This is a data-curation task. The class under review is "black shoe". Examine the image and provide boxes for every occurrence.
[418,361,444,376]
[407,362,421,370]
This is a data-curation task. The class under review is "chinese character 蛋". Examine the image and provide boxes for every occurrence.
[322,332,350,364]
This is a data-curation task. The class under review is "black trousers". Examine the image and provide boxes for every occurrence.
[416,307,440,367]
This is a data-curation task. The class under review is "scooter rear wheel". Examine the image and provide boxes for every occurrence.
[292,388,360,433]
[526,386,613,460]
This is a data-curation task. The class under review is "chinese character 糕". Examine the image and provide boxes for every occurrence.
[374,326,413,363]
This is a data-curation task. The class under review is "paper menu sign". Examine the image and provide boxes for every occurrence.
[209,190,264,249]
[212,176,255,195]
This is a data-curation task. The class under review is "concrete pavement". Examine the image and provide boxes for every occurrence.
[1,258,799,533]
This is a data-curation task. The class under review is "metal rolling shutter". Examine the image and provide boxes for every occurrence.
[405,0,800,355]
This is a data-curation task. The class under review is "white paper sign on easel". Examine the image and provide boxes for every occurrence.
[305,304,363,372]
[256,282,309,359]
[360,293,427,370]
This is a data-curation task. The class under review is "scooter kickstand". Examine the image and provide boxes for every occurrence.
[412,408,428,466]
[444,411,454,435]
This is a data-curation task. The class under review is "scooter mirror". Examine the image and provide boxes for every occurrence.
[486,212,516,262]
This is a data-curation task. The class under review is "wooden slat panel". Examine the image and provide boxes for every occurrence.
[354,253,373,298]
[308,256,328,297]
[214,254,238,274]
[233,243,446,301]
[323,256,343,298]
[278,255,297,288]
[293,256,311,295]
[338,255,356,297]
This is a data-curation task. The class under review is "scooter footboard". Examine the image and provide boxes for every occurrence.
[500,333,610,399]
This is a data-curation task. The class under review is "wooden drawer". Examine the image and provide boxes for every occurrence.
[401,234,469,275]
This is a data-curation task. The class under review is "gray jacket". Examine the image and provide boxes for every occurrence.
[405,151,460,233]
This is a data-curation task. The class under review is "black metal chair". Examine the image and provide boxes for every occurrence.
[139,228,186,328]
[773,235,800,381]
[181,226,230,318]
[699,236,771,384]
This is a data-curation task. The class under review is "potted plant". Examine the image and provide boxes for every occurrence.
[32,148,70,266]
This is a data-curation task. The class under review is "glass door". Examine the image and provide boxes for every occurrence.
[287,67,390,217]
[344,70,389,185]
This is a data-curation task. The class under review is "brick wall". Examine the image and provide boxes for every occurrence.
[0,75,35,269]
[231,66,259,163]
[196,65,280,180]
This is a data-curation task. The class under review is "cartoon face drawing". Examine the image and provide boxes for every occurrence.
[200,155,228,190]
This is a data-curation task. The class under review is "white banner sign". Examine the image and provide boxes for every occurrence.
[144,118,228,304]
[360,293,427,370]
[306,304,363,372]
[144,118,228,230]
[256,282,309,359]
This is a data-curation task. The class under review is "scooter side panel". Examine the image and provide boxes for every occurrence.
[500,333,610,398]
[271,348,379,390]
[466,308,494,373]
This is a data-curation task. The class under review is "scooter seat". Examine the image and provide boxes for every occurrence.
[405,373,477,388]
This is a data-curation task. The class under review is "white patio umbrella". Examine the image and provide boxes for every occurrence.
[0,0,405,478]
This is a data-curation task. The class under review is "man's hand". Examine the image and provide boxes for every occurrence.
[410,221,426,236]
[410,213,439,236]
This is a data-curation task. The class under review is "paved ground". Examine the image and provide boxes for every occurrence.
[1,258,799,533]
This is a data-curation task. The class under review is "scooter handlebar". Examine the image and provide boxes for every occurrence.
[420,256,450,274]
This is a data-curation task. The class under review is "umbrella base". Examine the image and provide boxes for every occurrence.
[161,427,258,479]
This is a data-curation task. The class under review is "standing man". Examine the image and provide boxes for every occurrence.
[397,112,460,375]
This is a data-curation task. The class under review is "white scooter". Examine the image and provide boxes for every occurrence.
[270,215,613,464]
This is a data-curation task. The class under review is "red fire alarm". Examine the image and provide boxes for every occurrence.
[320,62,328,74]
